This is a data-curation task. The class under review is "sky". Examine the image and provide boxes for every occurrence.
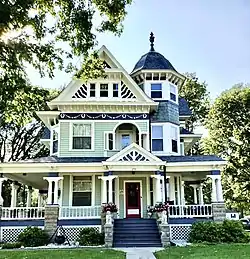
[27,0,250,100]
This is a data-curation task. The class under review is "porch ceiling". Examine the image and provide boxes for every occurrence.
[4,172,48,190]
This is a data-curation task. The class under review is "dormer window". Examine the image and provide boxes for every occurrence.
[90,83,95,97]
[170,84,177,102]
[151,83,162,99]
[100,84,108,97]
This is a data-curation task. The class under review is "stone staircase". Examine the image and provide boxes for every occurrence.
[113,218,162,247]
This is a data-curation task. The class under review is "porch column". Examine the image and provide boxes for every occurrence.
[198,184,204,205]
[43,177,63,205]
[11,182,18,207]
[207,175,218,203]
[99,177,108,204]
[161,176,165,203]
[151,174,162,203]
[37,191,43,207]
[0,177,7,206]
[26,186,32,207]
[53,177,63,204]
[166,176,170,201]
[108,176,117,203]
[181,181,185,205]
[190,184,198,204]
[216,176,224,202]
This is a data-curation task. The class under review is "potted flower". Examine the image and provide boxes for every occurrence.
[147,206,156,218]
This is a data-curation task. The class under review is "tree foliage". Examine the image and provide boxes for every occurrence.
[0,0,132,111]
[179,72,210,131]
[203,84,250,213]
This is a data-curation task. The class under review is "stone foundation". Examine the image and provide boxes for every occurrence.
[44,205,59,240]
[212,203,226,222]
[159,223,170,247]
[104,224,113,247]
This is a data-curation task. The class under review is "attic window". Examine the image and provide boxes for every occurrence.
[151,83,162,99]
[90,83,95,97]
[113,83,119,97]
[100,84,109,97]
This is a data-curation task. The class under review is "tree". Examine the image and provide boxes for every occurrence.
[0,0,132,112]
[203,84,250,214]
[1,86,60,206]
[179,73,210,131]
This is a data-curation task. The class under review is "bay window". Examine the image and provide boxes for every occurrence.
[170,84,177,102]
[171,126,178,153]
[152,125,163,151]
[151,83,162,99]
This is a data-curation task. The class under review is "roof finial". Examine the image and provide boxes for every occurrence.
[149,32,155,51]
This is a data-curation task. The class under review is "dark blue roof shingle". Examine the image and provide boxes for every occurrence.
[18,157,108,163]
[158,155,224,163]
[132,51,176,73]
[179,98,192,116]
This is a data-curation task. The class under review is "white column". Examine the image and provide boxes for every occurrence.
[108,177,113,203]
[0,178,7,206]
[181,181,185,205]
[151,175,162,203]
[26,187,32,207]
[101,178,108,204]
[177,176,181,205]
[209,176,217,203]
[166,176,170,201]
[216,176,224,202]
[43,177,63,205]
[37,192,42,207]
[199,184,204,205]
[11,183,18,207]
[161,176,165,203]
[169,176,175,203]
[190,184,198,204]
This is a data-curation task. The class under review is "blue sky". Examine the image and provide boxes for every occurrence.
[28,0,250,99]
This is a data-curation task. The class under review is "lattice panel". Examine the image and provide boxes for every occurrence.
[119,150,150,161]
[62,226,101,243]
[1,227,44,243]
[170,225,191,242]
[72,84,87,98]
[121,81,136,99]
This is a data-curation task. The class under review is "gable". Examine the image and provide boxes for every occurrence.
[49,46,155,105]
[106,143,162,163]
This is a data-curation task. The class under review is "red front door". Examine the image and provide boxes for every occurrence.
[125,182,141,218]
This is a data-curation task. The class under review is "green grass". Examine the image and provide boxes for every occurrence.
[155,244,250,259]
[0,249,125,259]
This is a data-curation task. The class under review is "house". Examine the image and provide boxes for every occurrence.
[0,33,226,247]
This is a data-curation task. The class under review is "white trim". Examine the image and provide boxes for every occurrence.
[115,177,120,218]
[146,176,150,207]
[123,180,143,218]
[69,175,73,206]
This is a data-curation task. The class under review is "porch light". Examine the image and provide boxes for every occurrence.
[132,168,136,175]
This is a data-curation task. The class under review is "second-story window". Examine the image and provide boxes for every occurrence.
[151,83,162,98]
[72,123,92,150]
[52,130,58,154]
[113,83,119,97]
[100,84,109,97]
[171,126,178,153]
[90,83,95,97]
[152,125,163,151]
[170,84,177,102]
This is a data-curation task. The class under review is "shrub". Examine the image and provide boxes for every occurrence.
[78,227,104,246]
[17,227,49,247]
[189,220,250,244]
[1,242,22,249]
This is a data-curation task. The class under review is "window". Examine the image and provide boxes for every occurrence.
[100,84,108,97]
[171,126,178,153]
[152,126,163,151]
[104,133,114,150]
[121,134,131,149]
[150,177,154,206]
[52,130,58,153]
[90,83,95,97]
[170,84,177,102]
[72,123,92,150]
[108,133,113,150]
[113,83,119,97]
[151,83,162,98]
[72,176,92,206]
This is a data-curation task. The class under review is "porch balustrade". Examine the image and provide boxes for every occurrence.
[168,205,212,218]
[59,206,101,219]
[1,207,45,220]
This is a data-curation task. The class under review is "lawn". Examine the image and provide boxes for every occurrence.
[155,244,250,259]
[0,249,125,259]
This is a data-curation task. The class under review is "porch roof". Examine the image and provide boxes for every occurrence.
[159,155,224,163]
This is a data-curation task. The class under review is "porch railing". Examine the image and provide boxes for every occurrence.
[1,207,45,220]
[168,205,212,218]
[59,206,101,219]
